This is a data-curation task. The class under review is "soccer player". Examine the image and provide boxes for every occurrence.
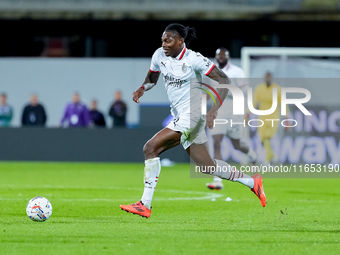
[206,48,257,191]
[253,72,286,164]
[120,24,266,218]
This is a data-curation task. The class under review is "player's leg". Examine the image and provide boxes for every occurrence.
[187,143,254,188]
[230,138,257,164]
[230,138,248,154]
[258,125,271,163]
[206,134,224,190]
[263,138,274,163]
[187,143,266,207]
[120,128,181,217]
[143,128,181,159]
[141,128,181,208]
[267,120,280,163]
[212,134,224,160]
[260,121,278,163]
[228,123,257,164]
[206,117,228,190]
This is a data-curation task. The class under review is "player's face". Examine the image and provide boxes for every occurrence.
[215,50,228,66]
[91,100,97,109]
[30,95,38,106]
[72,93,80,103]
[0,95,6,105]
[115,91,122,101]
[265,73,272,84]
[161,32,184,58]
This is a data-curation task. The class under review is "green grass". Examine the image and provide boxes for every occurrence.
[0,162,340,255]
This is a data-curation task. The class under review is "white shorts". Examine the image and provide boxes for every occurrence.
[166,112,208,150]
[209,120,242,140]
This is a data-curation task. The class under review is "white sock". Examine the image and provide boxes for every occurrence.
[213,176,222,183]
[212,159,254,188]
[140,157,161,209]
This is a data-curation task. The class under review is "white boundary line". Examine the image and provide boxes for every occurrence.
[0,186,224,201]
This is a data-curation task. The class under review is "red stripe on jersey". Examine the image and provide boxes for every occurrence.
[179,47,186,60]
[149,69,160,73]
[205,64,215,76]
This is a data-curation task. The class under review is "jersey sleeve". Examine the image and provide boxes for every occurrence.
[191,52,215,76]
[149,49,161,73]
[237,68,246,79]
[235,68,248,93]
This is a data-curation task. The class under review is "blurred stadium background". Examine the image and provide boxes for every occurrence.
[0,0,340,164]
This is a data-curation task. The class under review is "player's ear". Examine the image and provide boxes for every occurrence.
[178,37,184,45]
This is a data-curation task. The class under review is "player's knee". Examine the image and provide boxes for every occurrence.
[233,143,241,150]
[231,139,241,150]
[213,140,221,150]
[143,140,158,158]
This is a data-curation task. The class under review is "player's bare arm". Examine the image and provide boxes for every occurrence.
[132,70,160,104]
[206,66,230,129]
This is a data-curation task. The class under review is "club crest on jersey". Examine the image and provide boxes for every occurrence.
[182,63,187,73]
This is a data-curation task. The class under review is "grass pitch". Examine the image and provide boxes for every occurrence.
[0,162,339,255]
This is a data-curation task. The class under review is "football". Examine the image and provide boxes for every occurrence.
[26,196,53,222]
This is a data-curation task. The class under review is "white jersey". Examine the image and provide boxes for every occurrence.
[218,62,247,118]
[150,46,215,119]
[209,62,247,137]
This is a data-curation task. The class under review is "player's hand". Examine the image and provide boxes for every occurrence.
[132,87,144,104]
[206,106,218,129]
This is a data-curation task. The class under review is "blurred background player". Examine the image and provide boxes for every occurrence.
[206,48,257,191]
[89,99,106,128]
[253,72,288,164]
[60,92,90,128]
[21,94,47,127]
[0,92,13,127]
[109,90,127,128]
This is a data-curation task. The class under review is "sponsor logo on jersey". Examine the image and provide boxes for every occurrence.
[164,73,187,88]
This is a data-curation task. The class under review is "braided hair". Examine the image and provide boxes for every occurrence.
[164,23,197,47]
